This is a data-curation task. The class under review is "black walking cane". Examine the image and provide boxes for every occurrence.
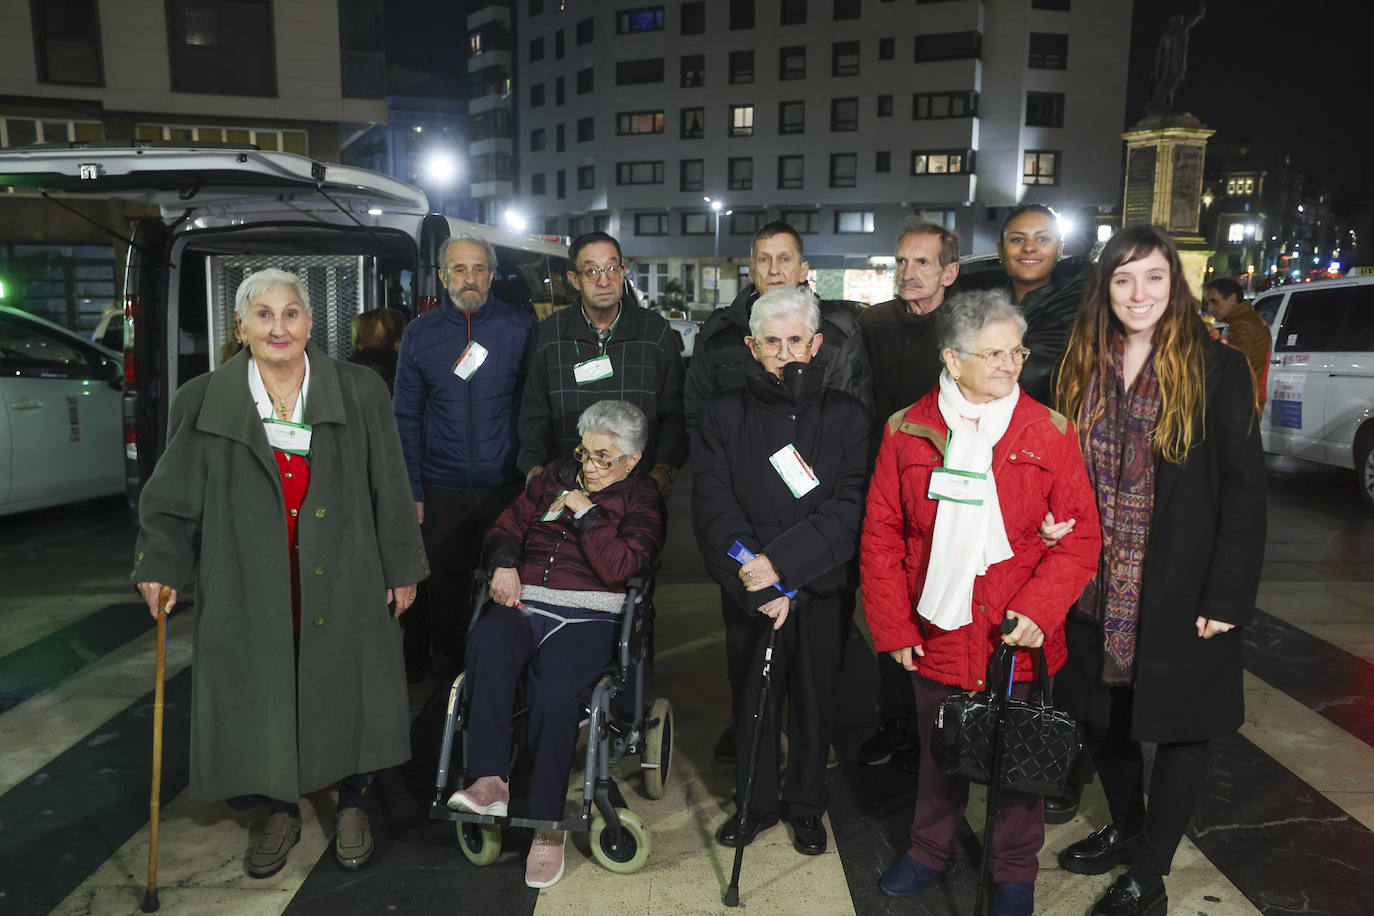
[973,619,1019,916]
[723,625,780,907]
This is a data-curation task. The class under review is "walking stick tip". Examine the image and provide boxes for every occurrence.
[141,889,160,912]
[723,885,739,907]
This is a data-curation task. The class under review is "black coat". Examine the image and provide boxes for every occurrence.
[1056,339,1267,743]
[857,296,949,434]
[691,357,871,613]
[961,257,1087,407]
[684,282,872,430]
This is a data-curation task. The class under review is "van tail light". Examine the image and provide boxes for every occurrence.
[417,295,440,315]
[123,294,141,390]
[124,424,139,462]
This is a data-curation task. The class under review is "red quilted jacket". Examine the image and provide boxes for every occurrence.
[860,387,1101,689]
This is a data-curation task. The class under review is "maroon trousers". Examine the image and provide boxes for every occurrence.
[906,670,1046,883]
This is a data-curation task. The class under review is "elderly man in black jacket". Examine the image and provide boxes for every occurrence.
[692,286,870,857]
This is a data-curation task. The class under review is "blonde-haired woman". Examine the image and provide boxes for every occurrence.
[1050,225,1266,916]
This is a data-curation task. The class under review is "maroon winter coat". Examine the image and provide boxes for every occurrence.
[861,387,1101,689]
[484,458,665,593]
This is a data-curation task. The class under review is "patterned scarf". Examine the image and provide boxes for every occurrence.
[1075,339,1161,685]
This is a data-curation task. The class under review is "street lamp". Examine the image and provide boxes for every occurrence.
[704,196,731,307]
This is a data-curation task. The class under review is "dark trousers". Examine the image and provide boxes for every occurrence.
[408,482,520,666]
[725,591,845,821]
[464,603,617,820]
[1085,685,1213,879]
[875,652,917,720]
[906,671,1046,883]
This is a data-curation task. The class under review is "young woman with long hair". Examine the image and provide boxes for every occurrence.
[1051,225,1267,916]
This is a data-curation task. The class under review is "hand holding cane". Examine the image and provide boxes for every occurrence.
[723,625,779,907]
[142,585,171,913]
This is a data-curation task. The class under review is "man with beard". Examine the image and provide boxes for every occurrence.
[393,235,538,681]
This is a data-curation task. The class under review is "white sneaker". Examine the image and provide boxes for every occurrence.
[525,829,566,888]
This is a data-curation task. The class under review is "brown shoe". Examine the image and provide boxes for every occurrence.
[245,811,301,878]
[335,807,374,871]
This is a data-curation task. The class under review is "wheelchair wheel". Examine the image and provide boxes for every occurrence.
[589,808,651,874]
[641,696,673,800]
[457,821,502,866]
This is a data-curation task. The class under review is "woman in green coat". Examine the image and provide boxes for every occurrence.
[134,269,428,878]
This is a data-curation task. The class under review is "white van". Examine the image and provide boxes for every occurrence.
[1254,274,1374,508]
[0,145,578,504]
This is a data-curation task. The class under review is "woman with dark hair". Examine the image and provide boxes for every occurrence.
[1051,225,1266,916]
[348,307,408,393]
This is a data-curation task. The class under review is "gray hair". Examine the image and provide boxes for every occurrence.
[577,400,649,456]
[749,286,821,339]
[935,288,1027,355]
[234,268,311,320]
[439,234,498,272]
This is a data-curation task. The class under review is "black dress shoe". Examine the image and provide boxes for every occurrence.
[789,815,827,855]
[1044,783,1082,824]
[715,811,779,848]
[1057,824,1140,875]
[1090,874,1167,916]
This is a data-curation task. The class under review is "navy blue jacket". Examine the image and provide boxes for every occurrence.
[393,293,538,496]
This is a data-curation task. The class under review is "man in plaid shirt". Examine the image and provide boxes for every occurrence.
[518,231,687,498]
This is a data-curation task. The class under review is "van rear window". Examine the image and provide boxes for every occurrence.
[1275,287,1357,352]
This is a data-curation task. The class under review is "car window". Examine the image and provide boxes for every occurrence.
[0,314,98,378]
[1253,293,1282,328]
[1274,287,1348,352]
[1341,286,1374,351]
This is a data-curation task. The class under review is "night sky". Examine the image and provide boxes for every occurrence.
[1127,0,1374,201]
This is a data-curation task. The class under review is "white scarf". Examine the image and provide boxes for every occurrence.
[915,370,1018,631]
[248,354,311,424]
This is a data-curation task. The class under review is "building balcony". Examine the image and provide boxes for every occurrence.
[466,3,511,30]
[471,180,514,199]
[469,137,513,157]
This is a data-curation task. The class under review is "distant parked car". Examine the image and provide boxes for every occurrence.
[669,318,700,360]
[0,305,124,516]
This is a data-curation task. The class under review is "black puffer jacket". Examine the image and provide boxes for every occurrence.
[960,257,1087,407]
[691,357,870,613]
[684,282,872,429]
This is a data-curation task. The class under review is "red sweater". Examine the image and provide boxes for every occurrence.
[860,388,1101,689]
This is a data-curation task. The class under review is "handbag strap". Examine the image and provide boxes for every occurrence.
[983,643,1053,706]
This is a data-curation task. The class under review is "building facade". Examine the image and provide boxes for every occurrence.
[504,0,1130,305]
[0,0,388,334]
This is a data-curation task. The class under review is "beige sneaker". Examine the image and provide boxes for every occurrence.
[447,775,510,816]
[525,829,566,888]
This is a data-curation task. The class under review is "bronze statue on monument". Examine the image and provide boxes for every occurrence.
[1146,2,1206,115]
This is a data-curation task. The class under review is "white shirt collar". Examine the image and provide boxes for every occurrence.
[247,353,311,425]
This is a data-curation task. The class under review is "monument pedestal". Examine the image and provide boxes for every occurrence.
[1121,113,1216,296]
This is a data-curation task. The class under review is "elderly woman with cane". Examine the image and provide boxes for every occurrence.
[692,285,870,861]
[446,400,665,889]
[133,268,426,879]
[861,289,1100,916]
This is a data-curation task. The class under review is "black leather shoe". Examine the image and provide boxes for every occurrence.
[789,815,827,855]
[1057,824,1140,875]
[715,811,779,848]
[1044,783,1082,824]
[1090,874,1167,916]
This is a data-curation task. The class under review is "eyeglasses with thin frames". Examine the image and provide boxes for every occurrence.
[574,443,631,470]
[577,264,624,283]
[752,335,815,357]
[960,347,1031,367]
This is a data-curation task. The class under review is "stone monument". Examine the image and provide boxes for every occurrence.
[1120,2,1214,295]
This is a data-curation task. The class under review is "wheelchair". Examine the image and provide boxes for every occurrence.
[427,568,673,876]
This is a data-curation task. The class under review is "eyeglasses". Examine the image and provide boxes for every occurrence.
[577,264,623,282]
[752,335,814,357]
[574,443,631,470]
[961,347,1031,367]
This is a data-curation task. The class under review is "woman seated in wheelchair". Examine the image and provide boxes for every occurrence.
[447,399,665,888]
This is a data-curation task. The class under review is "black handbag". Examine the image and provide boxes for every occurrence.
[928,643,1083,796]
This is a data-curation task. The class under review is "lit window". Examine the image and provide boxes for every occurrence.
[1228,223,1245,242]
[1022,150,1057,185]
[729,105,755,137]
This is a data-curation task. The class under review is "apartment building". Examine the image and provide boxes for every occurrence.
[502,0,1130,303]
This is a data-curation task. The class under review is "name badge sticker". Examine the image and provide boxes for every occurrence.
[573,355,614,385]
[768,443,820,498]
[927,467,986,504]
[263,418,312,455]
[542,490,571,521]
[453,341,490,380]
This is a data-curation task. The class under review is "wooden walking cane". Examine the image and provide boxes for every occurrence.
[142,585,172,913]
